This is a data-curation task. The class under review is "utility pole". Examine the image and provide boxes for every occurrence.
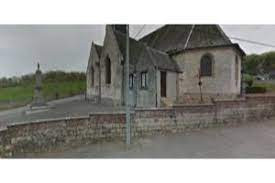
[198,68,203,103]
[125,24,131,145]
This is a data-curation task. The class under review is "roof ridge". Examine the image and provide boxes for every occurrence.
[216,25,232,44]
[145,44,169,56]
[113,29,168,55]
[184,25,195,49]
[145,46,157,67]
[145,42,182,73]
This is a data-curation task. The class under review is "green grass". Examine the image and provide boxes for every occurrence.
[0,84,33,102]
[42,80,86,100]
[0,80,86,110]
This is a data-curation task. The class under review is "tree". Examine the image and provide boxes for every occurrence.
[244,54,262,75]
[244,51,275,75]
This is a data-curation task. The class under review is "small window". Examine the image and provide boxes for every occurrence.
[200,54,213,77]
[129,74,134,89]
[141,72,147,89]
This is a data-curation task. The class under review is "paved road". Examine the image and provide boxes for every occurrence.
[22,119,275,158]
[0,95,124,128]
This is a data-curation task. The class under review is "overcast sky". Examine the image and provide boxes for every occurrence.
[0,24,275,78]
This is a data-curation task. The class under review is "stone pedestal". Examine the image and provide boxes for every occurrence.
[25,63,51,114]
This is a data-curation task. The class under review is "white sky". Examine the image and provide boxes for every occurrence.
[0,25,275,78]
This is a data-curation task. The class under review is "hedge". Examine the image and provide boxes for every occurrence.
[246,86,267,94]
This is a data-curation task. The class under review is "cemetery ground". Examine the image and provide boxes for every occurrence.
[17,118,275,158]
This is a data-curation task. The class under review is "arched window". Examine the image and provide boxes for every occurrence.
[105,57,111,84]
[200,54,213,77]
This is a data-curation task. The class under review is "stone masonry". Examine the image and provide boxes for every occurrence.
[172,46,242,100]
[1,95,275,158]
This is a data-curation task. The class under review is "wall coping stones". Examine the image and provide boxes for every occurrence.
[172,103,214,108]
[135,107,174,111]
[214,98,246,102]
[89,111,132,115]
[7,115,89,128]
[246,94,275,98]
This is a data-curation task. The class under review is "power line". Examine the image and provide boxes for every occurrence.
[190,27,275,49]
[135,24,275,51]
[229,37,275,48]
[134,25,146,39]
[141,25,275,49]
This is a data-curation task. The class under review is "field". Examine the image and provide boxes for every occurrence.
[0,80,86,111]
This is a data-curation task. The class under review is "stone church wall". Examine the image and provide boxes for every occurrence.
[135,68,158,107]
[173,46,241,99]
[86,45,100,100]
[99,26,124,106]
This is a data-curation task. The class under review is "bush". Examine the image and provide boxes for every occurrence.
[243,74,254,87]
[246,86,267,94]
[246,80,253,87]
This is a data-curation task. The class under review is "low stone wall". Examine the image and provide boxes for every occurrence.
[0,113,128,157]
[1,95,275,158]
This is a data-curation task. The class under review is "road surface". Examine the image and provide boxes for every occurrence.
[0,95,123,128]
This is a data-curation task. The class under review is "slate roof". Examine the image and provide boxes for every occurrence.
[139,25,240,53]
[112,29,181,72]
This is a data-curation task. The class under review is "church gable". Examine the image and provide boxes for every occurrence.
[99,25,126,102]
[86,42,102,99]
[100,25,124,64]
[87,42,101,74]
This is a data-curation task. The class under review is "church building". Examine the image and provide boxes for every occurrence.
[86,25,245,107]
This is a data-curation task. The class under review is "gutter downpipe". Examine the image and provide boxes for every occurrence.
[155,65,158,108]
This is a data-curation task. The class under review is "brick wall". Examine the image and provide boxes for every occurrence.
[1,96,275,158]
